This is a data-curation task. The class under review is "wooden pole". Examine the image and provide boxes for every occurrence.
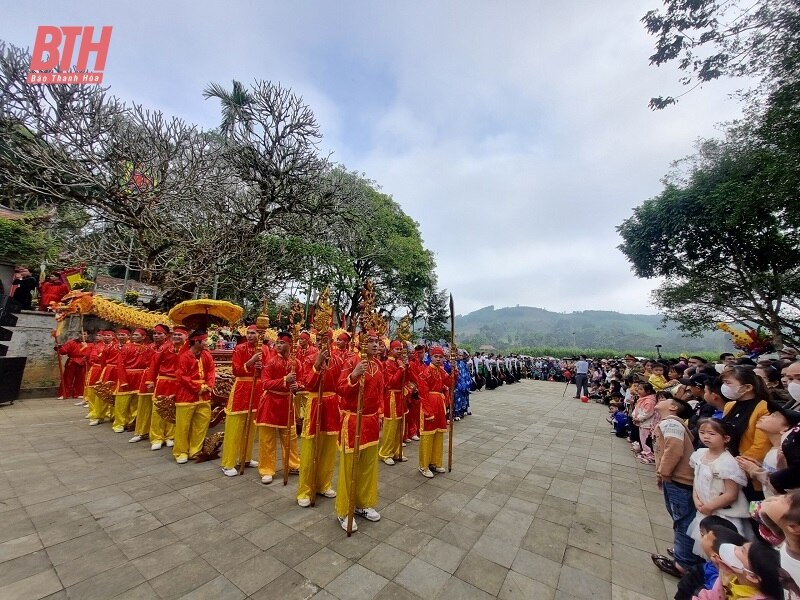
[448,294,455,473]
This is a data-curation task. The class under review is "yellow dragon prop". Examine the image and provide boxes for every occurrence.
[54,291,173,333]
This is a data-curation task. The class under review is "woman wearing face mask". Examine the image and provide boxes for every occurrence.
[781,361,800,411]
[754,362,792,408]
[720,367,773,501]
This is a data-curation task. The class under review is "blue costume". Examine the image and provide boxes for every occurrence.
[454,359,471,418]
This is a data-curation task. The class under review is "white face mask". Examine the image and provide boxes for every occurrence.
[720,383,745,400]
[788,381,800,402]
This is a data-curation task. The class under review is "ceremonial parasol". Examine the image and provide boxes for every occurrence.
[168,299,243,330]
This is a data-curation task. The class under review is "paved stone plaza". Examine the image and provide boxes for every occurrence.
[0,381,679,600]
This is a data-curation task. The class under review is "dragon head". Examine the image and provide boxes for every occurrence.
[54,291,94,322]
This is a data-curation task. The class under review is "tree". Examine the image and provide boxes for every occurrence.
[421,286,449,342]
[617,130,800,346]
[642,0,800,108]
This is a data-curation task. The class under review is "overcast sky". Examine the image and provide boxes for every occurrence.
[2,1,746,316]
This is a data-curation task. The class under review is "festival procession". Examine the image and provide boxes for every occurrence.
[47,281,467,535]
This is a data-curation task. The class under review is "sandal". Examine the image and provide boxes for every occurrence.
[651,554,684,578]
[638,455,655,464]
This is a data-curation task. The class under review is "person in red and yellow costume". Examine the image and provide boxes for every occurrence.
[56,331,91,402]
[220,325,262,477]
[332,330,356,362]
[378,339,410,465]
[129,325,169,443]
[86,331,111,425]
[255,331,301,484]
[146,326,188,450]
[334,330,384,531]
[96,329,125,424]
[174,329,215,464]
[404,344,426,442]
[38,272,69,311]
[296,337,342,507]
[112,328,153,433]
[293,330,319,452]
[417,346,449,478]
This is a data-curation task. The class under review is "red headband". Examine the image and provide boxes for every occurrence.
[278,333,292,343]
[429,347,444,357]
[173,326,189,336]
[134,328,147,337]
[390,340,403,350]
[337,332,351,341]
[300,331,311,340]
[117,329,130,336]
[246,325,259,332]
[189,332,207,342]
[153,324,169,334]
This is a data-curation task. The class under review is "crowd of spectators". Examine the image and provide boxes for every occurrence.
[562,350,800,599]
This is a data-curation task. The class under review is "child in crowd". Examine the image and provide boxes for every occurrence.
[737,406,800,498]
[686,419,751,552]
[632,382,658,464]
[607,402,629,437]
[675,516,744,600]
[650,362,669,392]
[695,541,785,600]
[651,395,703,578]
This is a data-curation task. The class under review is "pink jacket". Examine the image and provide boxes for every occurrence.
[632,394,657,428]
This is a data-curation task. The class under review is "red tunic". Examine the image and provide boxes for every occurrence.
[382,357,407,420]
[418,364,449,433]
[148,343,183,397]
[85,342,106,386]
[337,356,384,451]
[100,344,121,384]
[58,339,91,366]
[38,281,69,311]
[115,342,154,394]
[226,341,262,414]
[175,350,215,404]
[255,354,299,428]
[302,353,344,436]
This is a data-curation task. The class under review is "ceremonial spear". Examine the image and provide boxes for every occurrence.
[448,293,456,472]
[396,314,412,463]
[346,280,379,536]
[237,300,268,475]
[309,288,333,506]
[285,300,304,486]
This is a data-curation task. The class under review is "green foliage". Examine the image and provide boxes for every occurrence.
[617,126,800,347]
[642,0,800,108]
[0,215,53,265]
[421,287,449,342]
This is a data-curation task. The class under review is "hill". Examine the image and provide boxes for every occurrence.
[455,305,729,355]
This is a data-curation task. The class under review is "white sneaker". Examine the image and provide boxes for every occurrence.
[128,435,143,443]
[150,442,162,451]
[57,396,64,400]
[411,435,420,441]
[433,466,446,473]
[166,440,174,447]
[396,456,408,462]
[81,402,89,408]
[73,400,84,405]
[112,426,124,433]
[297,498,311,507]
[419,467,434,478]
[222,467,238,477]
[176,455,188,464]
[355,507,380,522]
[454,416,461,421]
[247,460,259,468]
[261,475,273,484]
[78,396,84,399]
[383,458,395,466]
[402,442,408,447]
[321,489,336,498]
[88,419,100,426]
[338,516,357,532]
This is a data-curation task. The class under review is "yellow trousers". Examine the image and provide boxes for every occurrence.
[134,394,152,436]
[257,426,300,477]
[220,413,256,469]
[149,405,175,444]
[378,418,403,460]
[173,402,211,460]
[419,431,444,470]
[87,388,113,421]
[297,433,338,501]
[113,393,138,431]
[335,444,378,517]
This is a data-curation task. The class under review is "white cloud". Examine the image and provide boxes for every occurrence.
[1,0,748,316]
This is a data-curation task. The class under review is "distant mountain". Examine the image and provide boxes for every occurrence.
[455,305,729,354]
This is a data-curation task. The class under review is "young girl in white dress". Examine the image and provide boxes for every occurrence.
[687,418,751,556]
